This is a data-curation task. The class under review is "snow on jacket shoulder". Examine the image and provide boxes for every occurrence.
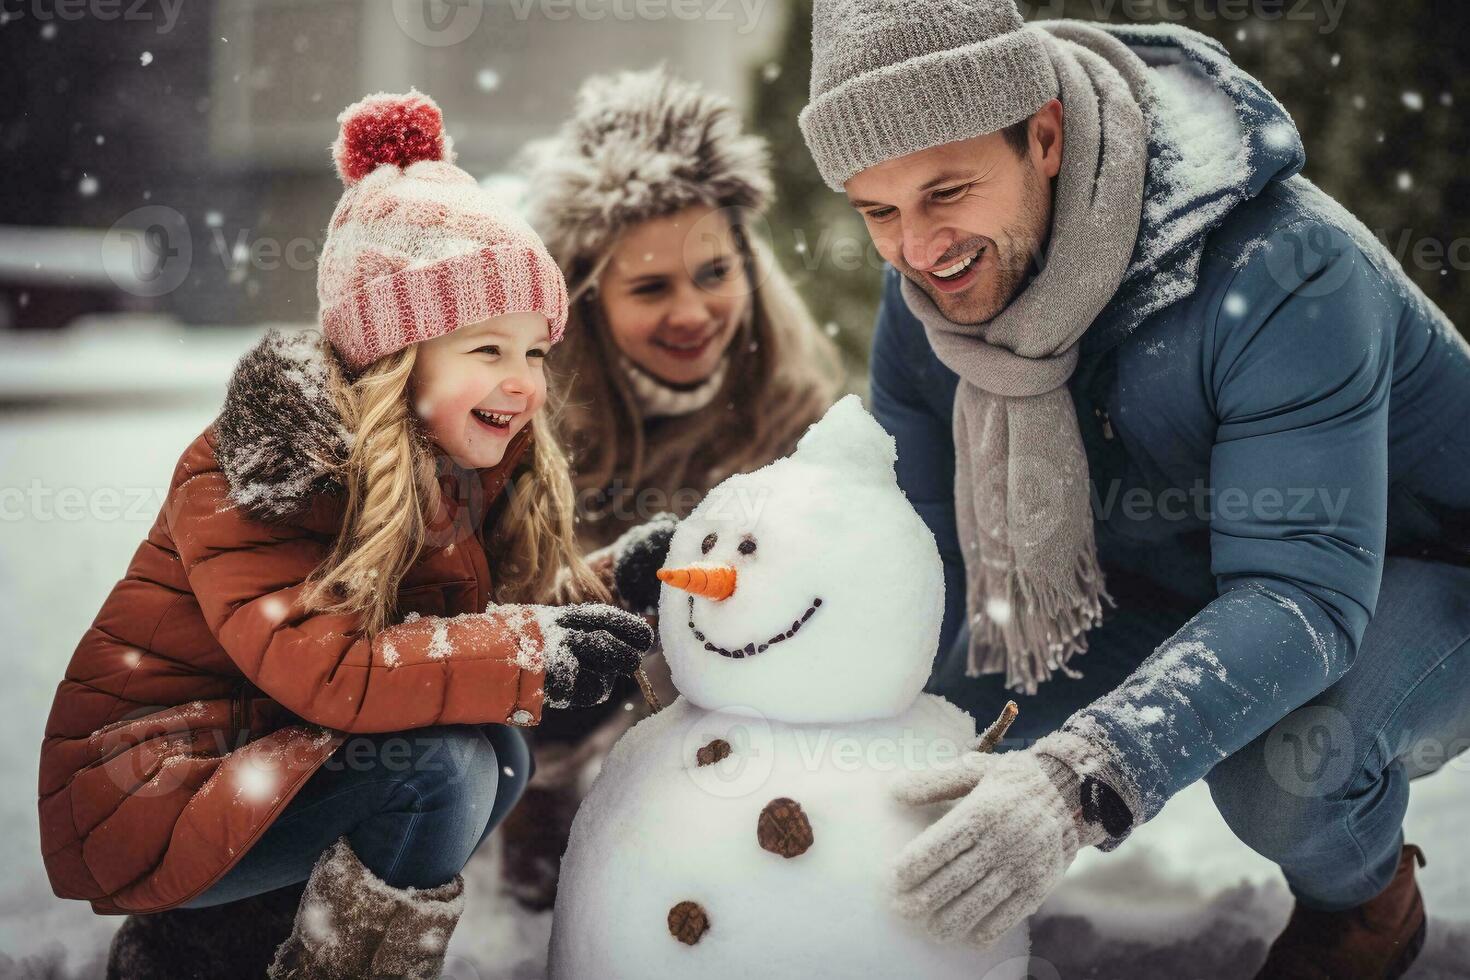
[39,329,546,914]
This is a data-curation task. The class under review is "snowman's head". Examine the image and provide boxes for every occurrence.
[656,395,943,724]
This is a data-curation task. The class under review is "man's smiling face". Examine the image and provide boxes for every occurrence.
[845,101,1063,326]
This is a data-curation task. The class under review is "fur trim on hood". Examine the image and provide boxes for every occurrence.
[518,65,773,270]
[213,329,353,523]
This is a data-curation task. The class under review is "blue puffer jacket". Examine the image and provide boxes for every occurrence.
[870,24,1470,823]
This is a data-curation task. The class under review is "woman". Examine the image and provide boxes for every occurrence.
[525,66,844,551]
[500,65,845,907]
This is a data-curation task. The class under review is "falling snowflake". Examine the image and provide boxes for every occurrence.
[1401,92,1424,111]
[260,596,290,624]
[234,762,280,804]
[984,596,1012,625]
[78,175,98,197]
[140,51,154,67]
[1397,172,1414,192]
[477,69,500,93]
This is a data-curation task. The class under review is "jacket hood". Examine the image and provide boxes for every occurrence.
[213,329,354,523]
[1081,22,1306,356]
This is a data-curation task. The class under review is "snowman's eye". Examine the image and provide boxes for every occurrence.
[701,532,718,555]
[738,536,757,556]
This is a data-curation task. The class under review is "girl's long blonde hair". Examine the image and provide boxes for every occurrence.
[301,337,604,634]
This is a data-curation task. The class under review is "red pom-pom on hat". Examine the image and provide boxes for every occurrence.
[332,89,453,186]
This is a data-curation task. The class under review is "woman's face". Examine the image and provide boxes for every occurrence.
[597,203,751,387]
[409,311,551,469]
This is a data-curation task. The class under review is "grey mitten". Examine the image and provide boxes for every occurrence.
[889,729,1135,948]
[889,748,1080,948]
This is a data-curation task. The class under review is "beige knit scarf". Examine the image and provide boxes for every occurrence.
[899,23,1154,694]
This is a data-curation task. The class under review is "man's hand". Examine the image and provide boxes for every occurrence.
[890,746,1091,948]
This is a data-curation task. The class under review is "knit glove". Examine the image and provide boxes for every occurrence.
[611,512,679,615]
[889,734,1134,948]
[542,604,654,710]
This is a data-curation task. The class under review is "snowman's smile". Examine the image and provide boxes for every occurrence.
[685,594,824,659]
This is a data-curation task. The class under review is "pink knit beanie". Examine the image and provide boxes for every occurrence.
[318,89,568,371]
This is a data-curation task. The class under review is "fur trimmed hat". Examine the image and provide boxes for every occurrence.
[318,89,569,371]
[518,66,774,277]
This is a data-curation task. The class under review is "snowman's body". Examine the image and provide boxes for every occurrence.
[548,397,1032,979]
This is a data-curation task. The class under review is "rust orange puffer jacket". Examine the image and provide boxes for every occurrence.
[38,331,547,914]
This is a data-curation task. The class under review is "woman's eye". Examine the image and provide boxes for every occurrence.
[737,536,757,556]
[701,532,717,555]
[865,207,896,222]
[474,345,500,356]
[631,282,667,297]
[528,349,547,359]
[696,261,732,286]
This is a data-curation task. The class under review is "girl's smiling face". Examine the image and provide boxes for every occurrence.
[409,311,551,469]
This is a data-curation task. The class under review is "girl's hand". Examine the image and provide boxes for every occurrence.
[543,604,655,709]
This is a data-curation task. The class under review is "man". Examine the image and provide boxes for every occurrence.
[798,2,1470,975]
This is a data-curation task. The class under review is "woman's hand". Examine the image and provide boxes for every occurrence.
[611,512,680,614]
[542,604,655,709]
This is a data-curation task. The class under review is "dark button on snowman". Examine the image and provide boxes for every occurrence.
[548,397,1032,979]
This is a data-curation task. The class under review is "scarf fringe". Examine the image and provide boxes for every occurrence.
[967,546,1117,696]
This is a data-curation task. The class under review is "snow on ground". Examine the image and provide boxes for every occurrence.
[1,324,1466,978]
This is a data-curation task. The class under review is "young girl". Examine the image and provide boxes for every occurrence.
[37,91,652,979]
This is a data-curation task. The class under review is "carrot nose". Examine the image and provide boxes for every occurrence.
[657,564,737,601]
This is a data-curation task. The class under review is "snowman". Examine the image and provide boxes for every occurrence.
[547,396,1031,979]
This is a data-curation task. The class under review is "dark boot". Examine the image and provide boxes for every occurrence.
[1254,844,1428,980]
[106,880,307,980]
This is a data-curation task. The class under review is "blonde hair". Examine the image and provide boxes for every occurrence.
[301,337,603,634]
[553,232,845,551]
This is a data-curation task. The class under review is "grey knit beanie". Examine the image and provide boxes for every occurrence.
[799,0,1060,190]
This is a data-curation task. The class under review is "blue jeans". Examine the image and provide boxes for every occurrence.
[930,556,1470,910]
[180,724,531,908]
